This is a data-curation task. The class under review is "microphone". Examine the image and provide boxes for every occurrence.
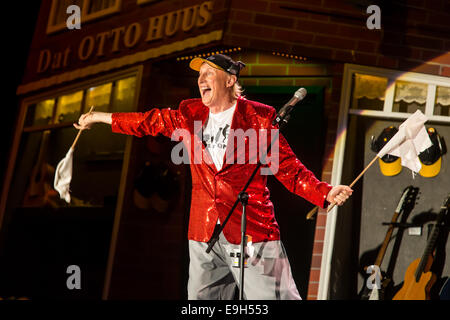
[272,88,307,126]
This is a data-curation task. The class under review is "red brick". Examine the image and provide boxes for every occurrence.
[268,3,309,18]
[307,282,319,298]
[398,60,440,75]
[354,52,378,66]
[407,0,426,8]
[312,241,324,254]
[292,45,333,60]
[382,31,406,45]
[314,228,326,240]
[314,35,356,50]
[249,38,292,53]
[427,12,450,27]
[271,0,324,9]
[223,34,251,48]
[357,40,377,53]
[425,0,444,10]
[255,13,295,29]
[296,19,340,35]
[308,12,331,21]
[315,213,327,227]
[323,0,361,12]
[440,66,450,77]
[274,29,314,44]
[405,35,443,50]
[311,254,322,268]
[237,51,259,64]
[230,22,274,39]
[331,63,344,73]
[322,157,334,173]
[377,55,399,69]
[334,49,354,63]
[258,53,294,64]
[231,0,269,12]
[338,25,382,42]
[444,40,450,51]
[423,52,450,65]
[406,7,429,22]
[231,9,254,22]
[309,269,321,282]
[379,44,415,58]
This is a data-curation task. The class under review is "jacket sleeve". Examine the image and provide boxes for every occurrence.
[111,107,182,138]
[267,110,332,209]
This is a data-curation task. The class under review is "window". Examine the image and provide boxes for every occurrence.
[392,80,427,114]
[345,64,450,123]
[14,74,137,209]
[435,86,450,117]
[47,0,122,34]
[351,74,387,111]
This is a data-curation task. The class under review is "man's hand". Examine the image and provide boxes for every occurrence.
[326,185,353,206]
[73,111,112,130]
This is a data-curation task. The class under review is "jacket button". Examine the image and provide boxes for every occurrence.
[215,175,220,181]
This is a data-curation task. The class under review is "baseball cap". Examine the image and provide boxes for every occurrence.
[189,54,246,77]
[371,126,402,176]
[419,127,445,178]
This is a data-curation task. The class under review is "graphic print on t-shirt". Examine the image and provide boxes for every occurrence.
[202,104,236,171]
[203,123,230,151]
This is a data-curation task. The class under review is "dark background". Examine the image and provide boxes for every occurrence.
[2,2,41,193]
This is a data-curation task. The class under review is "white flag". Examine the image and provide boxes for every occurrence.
[54,147,74,203]
[377,110,432,173]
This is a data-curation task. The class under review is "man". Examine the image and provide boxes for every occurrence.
[75,54,352,300]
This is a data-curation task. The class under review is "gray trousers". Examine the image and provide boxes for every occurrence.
[187,229,301,300]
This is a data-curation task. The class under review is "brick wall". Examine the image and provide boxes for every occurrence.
[224,0,449,76]
[222,0,450,300]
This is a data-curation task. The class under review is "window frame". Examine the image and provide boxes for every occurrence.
[346,64,450,123]
[46,0,123,34]
[0,66,142,231]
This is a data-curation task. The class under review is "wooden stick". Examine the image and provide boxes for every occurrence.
[306,155,379,220]
[71,106,94,150]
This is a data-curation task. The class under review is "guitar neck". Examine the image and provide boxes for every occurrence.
[414,200,449,282]
[374,210,400,267]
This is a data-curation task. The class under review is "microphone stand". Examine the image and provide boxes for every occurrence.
[205,103,296,300]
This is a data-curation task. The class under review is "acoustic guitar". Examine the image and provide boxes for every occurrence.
[360,186,418,300]
[393,194,450,300]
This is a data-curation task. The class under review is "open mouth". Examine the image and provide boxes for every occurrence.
[201,87,211,96]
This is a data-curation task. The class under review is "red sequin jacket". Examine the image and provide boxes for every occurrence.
[111,97,332,244]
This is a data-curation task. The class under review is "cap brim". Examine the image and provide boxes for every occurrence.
[379,157,402,176]
[419,156,441,178]
[189,58,224,72]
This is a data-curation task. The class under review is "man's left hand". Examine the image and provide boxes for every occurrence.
[326,185,353,206]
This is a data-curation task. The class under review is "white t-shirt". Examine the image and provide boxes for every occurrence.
[202,103,236,171]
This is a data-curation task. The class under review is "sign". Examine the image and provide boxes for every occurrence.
[36,1,214,74]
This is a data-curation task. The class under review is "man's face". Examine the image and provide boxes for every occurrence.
[197,63,231,107]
